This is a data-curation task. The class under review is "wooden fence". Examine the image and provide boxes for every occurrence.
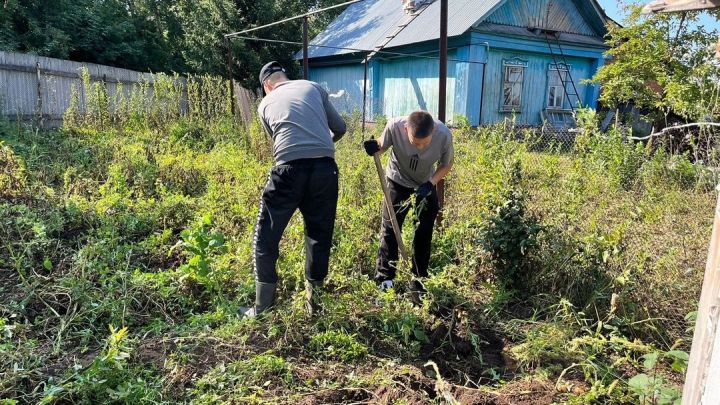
[0,50,256,128]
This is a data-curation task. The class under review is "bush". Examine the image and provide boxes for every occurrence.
[480,160,542,291]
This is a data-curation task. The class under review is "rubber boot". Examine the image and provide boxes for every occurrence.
[304,279,323,316]
[409,278,427,306]
[240,282,277,318]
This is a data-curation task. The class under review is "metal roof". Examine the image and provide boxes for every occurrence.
[303,0,610,59]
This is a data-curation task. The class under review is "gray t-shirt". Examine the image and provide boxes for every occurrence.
[380,116,454,188]
[258,80,346,164]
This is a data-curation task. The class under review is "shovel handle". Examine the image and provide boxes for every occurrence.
[373,153,409,262]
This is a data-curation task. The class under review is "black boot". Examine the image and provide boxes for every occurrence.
[409,278,427,306]
[305,280,323,316]
[241,282,277,318]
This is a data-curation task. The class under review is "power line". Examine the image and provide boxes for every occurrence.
[225,0,365,38]
[231,35,488,65]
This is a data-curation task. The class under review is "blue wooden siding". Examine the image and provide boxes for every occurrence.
[485,0,598,36]
[308,63,366,115]
[453,44,487,125]
[478,47,594,125]
[378,50,457,121]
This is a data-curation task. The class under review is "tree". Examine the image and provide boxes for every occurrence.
[0,0,352,88]
[592,4,720,123]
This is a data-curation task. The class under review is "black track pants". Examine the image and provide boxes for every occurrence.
[253,157,339,284]
[375,179,440,282]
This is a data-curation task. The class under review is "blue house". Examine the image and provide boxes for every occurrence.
[300,0,612,126]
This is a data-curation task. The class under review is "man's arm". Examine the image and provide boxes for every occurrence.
[429,161,453,185]
[376,137,390,154]
[363,120,394,156]
[257,105,273,137]
[319,86,346,142]
[430,131,454,185]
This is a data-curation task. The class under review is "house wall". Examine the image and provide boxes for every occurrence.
[478,48,593,125]
[309,35,605,127]
[485,0,598,36]
[307,63,366,116]
[309,49,463,122]
[468,31,605,126]
[377,49,457,121]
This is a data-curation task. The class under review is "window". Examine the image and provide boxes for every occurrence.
[547,63,569,109]
[501,59,527,112]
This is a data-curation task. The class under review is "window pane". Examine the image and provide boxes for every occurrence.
[503,83,513,106]
[548,87,556,107]
[509,67,523,83]
[502,64,524,108]
[512,83,522,106]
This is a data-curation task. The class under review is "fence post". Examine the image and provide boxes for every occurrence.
[225,37,235,116]
[35,61,43,127]
[682,190,720,404]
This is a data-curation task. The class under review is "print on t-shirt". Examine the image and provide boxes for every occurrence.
[410,154,419,172]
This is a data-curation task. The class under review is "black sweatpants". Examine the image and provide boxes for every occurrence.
[375,179,440,282]
[253,157,339,284]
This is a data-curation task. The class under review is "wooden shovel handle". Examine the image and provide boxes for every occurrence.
[373,153,409,262]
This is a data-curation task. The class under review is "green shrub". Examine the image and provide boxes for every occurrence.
[480,160,542,290]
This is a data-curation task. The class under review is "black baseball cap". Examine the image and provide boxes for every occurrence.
[258,61,286,85]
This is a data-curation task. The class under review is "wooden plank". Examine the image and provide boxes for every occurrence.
[682,192,720,404]
[643,0,720,13]
[704,326,720,402]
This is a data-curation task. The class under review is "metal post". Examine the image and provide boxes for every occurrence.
[303,16,309,80]
[225,37,235,115]
[437,0,448,222]
[438,0,448,123]
[362,54,368,134]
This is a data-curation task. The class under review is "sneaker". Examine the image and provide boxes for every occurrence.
[379,280,394,291]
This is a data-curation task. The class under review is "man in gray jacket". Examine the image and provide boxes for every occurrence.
[242,61,346,318]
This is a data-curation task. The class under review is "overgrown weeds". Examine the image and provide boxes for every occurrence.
[0,104,714,403]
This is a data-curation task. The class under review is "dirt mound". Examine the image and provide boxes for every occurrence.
[420,324,507,386]
[298,388,373,404]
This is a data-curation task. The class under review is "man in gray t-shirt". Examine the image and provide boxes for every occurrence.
[363,111,454,296]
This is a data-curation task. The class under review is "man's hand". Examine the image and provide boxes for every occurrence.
[363,139,381,156]
[416,181,435,199]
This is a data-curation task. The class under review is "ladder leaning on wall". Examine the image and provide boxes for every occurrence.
[363,0,435,63]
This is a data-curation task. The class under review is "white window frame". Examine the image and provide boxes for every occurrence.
[547,63,570,110]
[500,58,528,112]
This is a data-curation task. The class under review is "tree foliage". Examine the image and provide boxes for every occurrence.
[593,5,720,122]
[0,0,348,87]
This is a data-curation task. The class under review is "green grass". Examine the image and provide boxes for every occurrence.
[0,111,715,404]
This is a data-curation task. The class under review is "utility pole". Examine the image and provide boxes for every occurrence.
[437,0,448,223]
[303,16,309,80]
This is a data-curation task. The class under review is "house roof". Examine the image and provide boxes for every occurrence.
[302,0,612,59]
